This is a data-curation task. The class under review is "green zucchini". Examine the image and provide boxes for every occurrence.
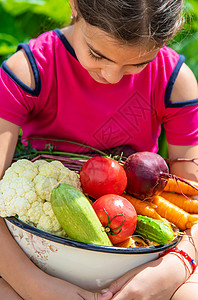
[51,183,112,246]
[135,215,174,245]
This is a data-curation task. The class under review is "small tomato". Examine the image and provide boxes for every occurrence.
[80,156,127,199]
[92,194,137,244]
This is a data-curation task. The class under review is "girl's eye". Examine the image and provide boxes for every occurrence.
[135,63,147,69]
[88,50,103,61]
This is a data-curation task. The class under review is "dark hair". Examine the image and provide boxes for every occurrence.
[75,0,184,48]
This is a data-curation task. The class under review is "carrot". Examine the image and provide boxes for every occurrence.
[122,193,164,221]
[164,178,198,196]
[152,195,198,230]
[116,237,133,248]
[161,191,198,214]
[116,236,149,248]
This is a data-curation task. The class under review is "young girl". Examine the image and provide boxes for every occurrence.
[0,0,198,299]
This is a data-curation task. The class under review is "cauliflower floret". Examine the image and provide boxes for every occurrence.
[37,213,62,234]
[0,177,34,220]
[43,201,55,218]
[1,177,36,202]
[27,201,44,224]
[0,158,82,236]
[33,160,48,167]
[0,192,16,217]
[13,197,31,221]
[37,202,65,235]
[2,168,18,181]
[25,190,39,204]
[37,162,60,180]
[50,160,65,170]
[1,185,16,200]
[34,175,58,201]
[59,168,82,190]
[3,159,38,181]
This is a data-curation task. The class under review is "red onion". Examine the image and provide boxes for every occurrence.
[123,152,170,199]
[123,151,198,200]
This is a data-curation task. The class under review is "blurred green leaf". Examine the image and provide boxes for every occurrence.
[0,0,71,59]
[0,33,18,55]
[1,0,71,23]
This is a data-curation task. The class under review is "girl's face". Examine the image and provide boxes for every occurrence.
[70,18,159,84]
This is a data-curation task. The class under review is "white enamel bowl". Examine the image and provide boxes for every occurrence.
[5,217,181,292]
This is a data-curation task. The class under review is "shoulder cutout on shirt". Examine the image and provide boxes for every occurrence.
[171,63,198,103]
[5,49,35,90]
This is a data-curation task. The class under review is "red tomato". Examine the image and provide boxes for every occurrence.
[80,156,127,199]
[92,194,137,244]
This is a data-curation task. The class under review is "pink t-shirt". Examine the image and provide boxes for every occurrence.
[0,29,198,153]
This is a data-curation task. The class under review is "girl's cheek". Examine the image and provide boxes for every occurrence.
[79,58,97,70]
[78,54,102,70]
[125,66,146,75]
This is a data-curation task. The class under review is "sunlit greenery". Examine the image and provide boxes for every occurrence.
[0,0,71,62]
[0,0,197,156]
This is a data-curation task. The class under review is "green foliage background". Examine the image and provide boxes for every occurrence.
[0,0,71,61]
[0,0,197,156]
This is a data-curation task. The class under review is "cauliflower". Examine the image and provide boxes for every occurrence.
[0,159,82,236]
[3,159,38,181]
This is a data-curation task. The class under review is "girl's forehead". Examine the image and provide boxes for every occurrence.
[82,21,159,63]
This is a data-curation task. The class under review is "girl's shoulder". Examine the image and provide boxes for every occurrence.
[5,48,35,90]
[170,62,198,104]
[4,29,74,95]
[157,46,198,105]
[4,30,60,90]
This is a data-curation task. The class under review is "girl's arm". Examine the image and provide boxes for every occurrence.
[168,144,198,181]
[167,62,198,182]
[108,234,196,300]
[108,64,198,299]
[1,214,113,300]
[0,52,113,300]
[0,117,113,299]
[0,118,20,178]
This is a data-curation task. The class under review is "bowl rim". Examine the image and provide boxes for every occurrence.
[5,217,181,254]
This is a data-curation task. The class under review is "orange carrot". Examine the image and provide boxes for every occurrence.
[152,195,198,230]
[122,193,164,221]
[116,236,149,248]
[116,237,133,248]
[164,178,198,196]
[161,191,198,214]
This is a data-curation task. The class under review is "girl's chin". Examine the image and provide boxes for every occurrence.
[90,72,110,84]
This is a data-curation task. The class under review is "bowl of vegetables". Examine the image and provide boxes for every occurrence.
[5,215,180,292]
[1,152,185,292]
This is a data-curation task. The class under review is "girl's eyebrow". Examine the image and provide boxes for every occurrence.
[87,42,156,66]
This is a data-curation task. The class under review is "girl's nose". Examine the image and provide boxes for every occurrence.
[101,65,124,84]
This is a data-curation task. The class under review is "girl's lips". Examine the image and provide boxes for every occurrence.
[93,73,109,84]
[97,75,109,83]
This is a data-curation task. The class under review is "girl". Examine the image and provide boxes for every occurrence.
[0,0,197,299]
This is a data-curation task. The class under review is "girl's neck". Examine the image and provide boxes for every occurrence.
[61,25,74,48]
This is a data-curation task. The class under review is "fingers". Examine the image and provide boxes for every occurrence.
[110,288,131,300]
[111,274,132,294]
[108,267,142,295]
[108,276,138,300]
[100,289,114,299]
[79,288,113,300]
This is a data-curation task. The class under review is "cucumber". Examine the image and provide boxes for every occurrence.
[135,215,174,245]
[51,183,112,246]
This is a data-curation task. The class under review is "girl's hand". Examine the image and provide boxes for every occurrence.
[32,274,113,300]
[0,275,113,300]
[107,226,197,300]
[107,253,190,300]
